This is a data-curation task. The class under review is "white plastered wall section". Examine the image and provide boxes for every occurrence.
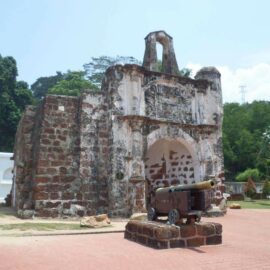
[0,152,13,203]
[116,72,145,116]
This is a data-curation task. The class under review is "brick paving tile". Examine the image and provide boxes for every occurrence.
[0,209,270,270]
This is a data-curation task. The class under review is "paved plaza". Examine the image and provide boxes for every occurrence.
[0,209,270,270]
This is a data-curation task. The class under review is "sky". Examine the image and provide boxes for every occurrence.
[1,0,270,103]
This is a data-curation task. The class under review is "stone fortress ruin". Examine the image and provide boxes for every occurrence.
[12,31,224,218]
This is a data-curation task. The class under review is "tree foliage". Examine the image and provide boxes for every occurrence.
[262,180,270,196]
[31,72,64,100]
[156,60,191,77]
[236,168,260,182]
[179,68,192,78]
[0,55,34,151]
[48,71,98,96]
[223,101,270,181]
[83,56,141,87]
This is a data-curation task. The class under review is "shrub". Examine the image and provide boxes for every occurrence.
[236,168,260,182]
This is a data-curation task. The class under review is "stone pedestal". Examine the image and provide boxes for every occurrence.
[125,220,222,249]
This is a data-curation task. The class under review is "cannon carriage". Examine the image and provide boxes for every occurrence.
[148,180,215,224]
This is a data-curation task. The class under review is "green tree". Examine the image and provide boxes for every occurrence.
[179,67,192,77]
[236,168,260,182]
[247,101,270,132]
[48,71,98,96]
[262,180,270,196]
[223,103,251,178]
[0,55,34,151]
[256,126,270,178]
[223,101,270,180]
[156,60,191,77]
[31,72,64,100]
[83,56,141,87]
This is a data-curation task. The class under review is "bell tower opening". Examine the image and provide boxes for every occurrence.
[142,30,179,75]
[156,42,163,72]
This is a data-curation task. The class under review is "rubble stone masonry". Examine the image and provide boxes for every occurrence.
[125,220,222,249]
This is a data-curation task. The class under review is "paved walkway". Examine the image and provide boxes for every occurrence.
[0,209,270,270]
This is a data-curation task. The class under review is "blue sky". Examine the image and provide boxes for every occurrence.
[1,0,270,102]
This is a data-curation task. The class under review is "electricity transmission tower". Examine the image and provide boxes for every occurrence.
[239,85,247,104]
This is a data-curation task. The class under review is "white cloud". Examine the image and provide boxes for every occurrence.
[186,63,270,103]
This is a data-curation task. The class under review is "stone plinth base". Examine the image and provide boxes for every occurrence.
[125,220,222,249]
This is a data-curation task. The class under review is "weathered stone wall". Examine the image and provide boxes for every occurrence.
[103,67,148,216]
[13,94,110,217]
[33,95,81,217]
[78,92,109,216]
[13,105,39,211]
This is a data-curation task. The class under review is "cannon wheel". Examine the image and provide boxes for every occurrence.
[147,207,157,221]
[168,209,180,225]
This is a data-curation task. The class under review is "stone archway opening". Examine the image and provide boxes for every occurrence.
[145,139,196,206]
[142,30,179,75]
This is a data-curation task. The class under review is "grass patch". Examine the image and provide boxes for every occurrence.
[0,207,16,217]
[228,200,270,209]
[0,223,89,231]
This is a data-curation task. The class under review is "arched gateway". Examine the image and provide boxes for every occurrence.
[146,139,195,186]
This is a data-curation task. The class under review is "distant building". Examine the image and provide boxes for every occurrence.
[225,181,264,194]
[0,152,13,203]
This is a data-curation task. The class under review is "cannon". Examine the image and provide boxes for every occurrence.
[148,180,215,225]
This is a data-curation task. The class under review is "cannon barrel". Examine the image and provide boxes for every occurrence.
[156,180,215,194]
